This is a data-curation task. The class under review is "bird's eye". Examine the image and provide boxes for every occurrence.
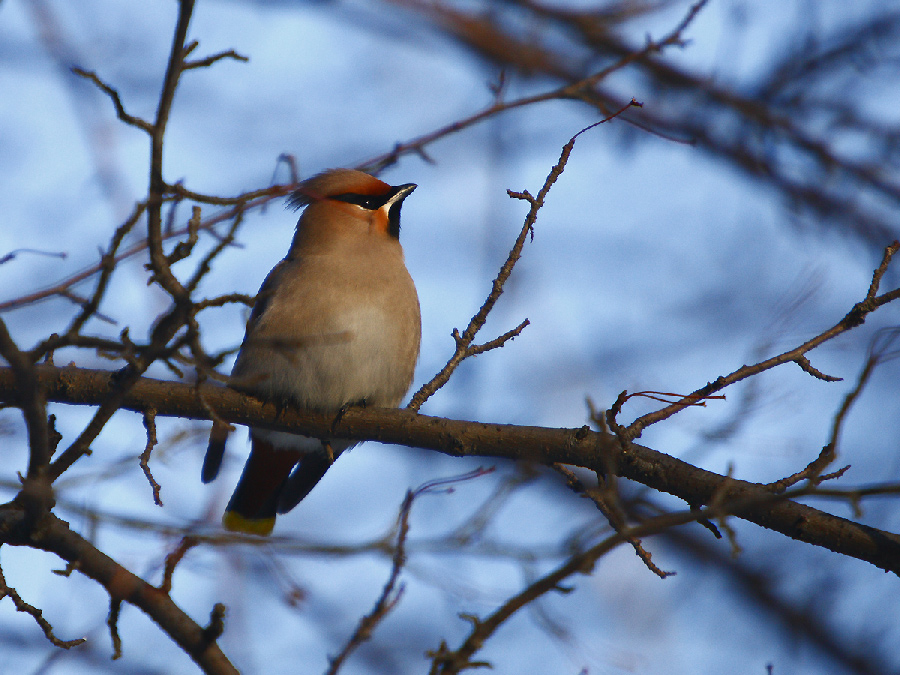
[332,193,388,210]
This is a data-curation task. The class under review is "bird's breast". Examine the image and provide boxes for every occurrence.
[232,249,421,411]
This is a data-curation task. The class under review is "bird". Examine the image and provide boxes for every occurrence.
[201,168,421,535]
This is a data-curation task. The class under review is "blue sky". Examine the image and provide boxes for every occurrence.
[1,1,899,673]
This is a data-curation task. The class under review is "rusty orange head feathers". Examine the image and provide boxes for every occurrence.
[287,168,416,240]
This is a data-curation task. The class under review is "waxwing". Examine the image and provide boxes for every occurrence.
[202,168,421,535]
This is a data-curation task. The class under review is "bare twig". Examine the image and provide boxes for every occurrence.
[623,240,900,441]
[0,560,85,649]
[408,100,639,412]
[201,604,227,645]
[71,68,154,133]
[325,495,412,675]
[194,293,255,312]
[0,248,67,265]
[165,205,202,267]
[107,598,123,659]
[553,464,672,579]
[140,409,163,506]
[160,536,199,595]
[186,206,247,294]
[183,48,249,70]
[793,355,842,382]
[327,468,493,674]
[145,0,195,300]
[362,0,702,173]
[428,494,759,675]
[768,328,899,493]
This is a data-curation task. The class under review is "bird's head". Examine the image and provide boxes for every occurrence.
[288,169,416,247]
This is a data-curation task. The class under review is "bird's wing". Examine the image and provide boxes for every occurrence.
[202,258,292,483]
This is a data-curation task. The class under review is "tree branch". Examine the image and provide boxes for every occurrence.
[1,511,237,674]
[2,364,900,574]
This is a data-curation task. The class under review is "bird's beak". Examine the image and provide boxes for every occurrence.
[387,183,417,205]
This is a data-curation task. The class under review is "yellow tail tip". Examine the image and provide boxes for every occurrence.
[222,511,275,536]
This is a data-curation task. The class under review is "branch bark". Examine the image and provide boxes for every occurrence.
[0,510,238,675]
[3,364,899,574]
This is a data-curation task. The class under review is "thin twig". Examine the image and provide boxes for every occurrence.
[71,68,154,133]
[165,205,202,266]
[38,202,147,359]
[768,328,898,493]
[140,409,163,506]
[0,248,67,265]
[325,494,412,675]
[553,464,672,579]
[0,561,86,649]
[107,598,123,659]
[183,49,249,70]
[408,100,639,412]
[624,240,900,441]
[360,0,703,173]
[428,492,768,675]
[160,537,199,595]
[326,468,492,674]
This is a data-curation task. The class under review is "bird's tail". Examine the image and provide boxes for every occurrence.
[277,450,334,514]
[201,420,231,484]
[223,437,303,535]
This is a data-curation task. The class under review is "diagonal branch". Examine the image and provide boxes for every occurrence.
[71,68,154,133]
[407,100,639,412]
[1,511,237,674]
[429,492,756,674]
[0,558,85,649]
[624,240,900,440]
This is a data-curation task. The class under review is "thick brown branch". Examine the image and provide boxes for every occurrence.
[0,319,50,478]
[1,511,237,674]
[2,365,900,574]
